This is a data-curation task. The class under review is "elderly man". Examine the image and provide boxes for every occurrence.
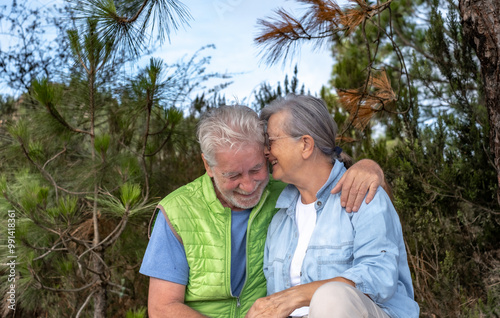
[140,105,385,318]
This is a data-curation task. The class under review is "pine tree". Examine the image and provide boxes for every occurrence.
[0,1,229,316]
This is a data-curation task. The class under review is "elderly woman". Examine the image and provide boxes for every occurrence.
[246,95,419,318]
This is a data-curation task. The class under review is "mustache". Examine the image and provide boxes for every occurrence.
[234,182,262,195]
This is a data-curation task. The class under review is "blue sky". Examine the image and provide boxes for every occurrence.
[151,0,335,103]
[0,0,336,102]
[167,0,382,137]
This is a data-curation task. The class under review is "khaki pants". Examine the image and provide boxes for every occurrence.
[308,282,390,318]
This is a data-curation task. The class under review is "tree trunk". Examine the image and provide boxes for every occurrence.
[93,249,107,318]
[459,0,500,205]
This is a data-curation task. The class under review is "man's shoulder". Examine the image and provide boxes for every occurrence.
[159,174,209,206]
[266,176,287,192]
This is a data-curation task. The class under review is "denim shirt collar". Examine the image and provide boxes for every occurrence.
[275,160,346,213]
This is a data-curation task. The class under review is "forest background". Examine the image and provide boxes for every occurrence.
[0,0,499,317]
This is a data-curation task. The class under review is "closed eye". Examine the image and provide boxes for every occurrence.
[251,164,265,173]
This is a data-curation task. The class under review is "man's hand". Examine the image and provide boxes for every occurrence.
[331,159,386,212]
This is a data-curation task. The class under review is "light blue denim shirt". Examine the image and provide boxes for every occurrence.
[264,161,419,318]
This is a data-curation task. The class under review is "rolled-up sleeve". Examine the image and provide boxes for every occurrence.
[339,188,401,303]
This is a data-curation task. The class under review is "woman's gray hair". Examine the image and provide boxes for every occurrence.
[197,105,265,167]
[260,94,353,167]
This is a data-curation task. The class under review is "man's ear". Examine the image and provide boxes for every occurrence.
[301,135,315,160]
[201,154,214,177]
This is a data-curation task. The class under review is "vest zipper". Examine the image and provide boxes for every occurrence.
[227,207,233,297]
[236,189,269,315]
[241,189,268,289]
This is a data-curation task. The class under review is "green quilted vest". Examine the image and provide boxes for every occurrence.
[156,173,286,318]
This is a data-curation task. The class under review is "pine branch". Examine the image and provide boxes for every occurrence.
[18,138,93,198]
[144,122,177,157]
[74,0,192,57]
[337,69,397,130]
[46,102,93,136]
[77,208,130,258]
[29,263,97,293]
[42,146,67,170]
[140,86,154,200]
[148,119,171,135]
[113,0,149,24]
[75,290,97,318]
[393,25,435,61]
[364,6,414,116]
[32,78,93,136]
[32,242,67,261]
[255,0,394,65]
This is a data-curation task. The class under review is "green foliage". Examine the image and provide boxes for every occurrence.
[464,288,500,317]
[7,119,29,141]
[0,2,225,316]
[32,78,63,107]
[252,65,307,111]
[68,18,114,70]
[120,183,141,209]
[344,1,500,316]
[126,306,147,318]
[72,0,192,57]
[58,196,79,217]
[331,37,371,90]
[94,133,111,156]
[373,128,498,316]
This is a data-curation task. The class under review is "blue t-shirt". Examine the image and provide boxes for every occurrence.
[140,209,251,297]
[230,210,251,296]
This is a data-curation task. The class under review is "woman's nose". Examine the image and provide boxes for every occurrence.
[264,146,270,158]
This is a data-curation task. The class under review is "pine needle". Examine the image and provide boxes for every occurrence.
[255,0,393,65]
[338,69,396,130]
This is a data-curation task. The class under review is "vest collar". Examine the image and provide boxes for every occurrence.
[201,173,226,213]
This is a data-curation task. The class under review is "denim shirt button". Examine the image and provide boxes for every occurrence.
[316,201,322,207]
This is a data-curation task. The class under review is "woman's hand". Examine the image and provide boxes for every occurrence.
[245,287,303,318]
[245,279,355,318]
[245,295,291,318]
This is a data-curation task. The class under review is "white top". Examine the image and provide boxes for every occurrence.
[289,195,317,317]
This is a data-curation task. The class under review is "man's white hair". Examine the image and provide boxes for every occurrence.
[197,105,265,167]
